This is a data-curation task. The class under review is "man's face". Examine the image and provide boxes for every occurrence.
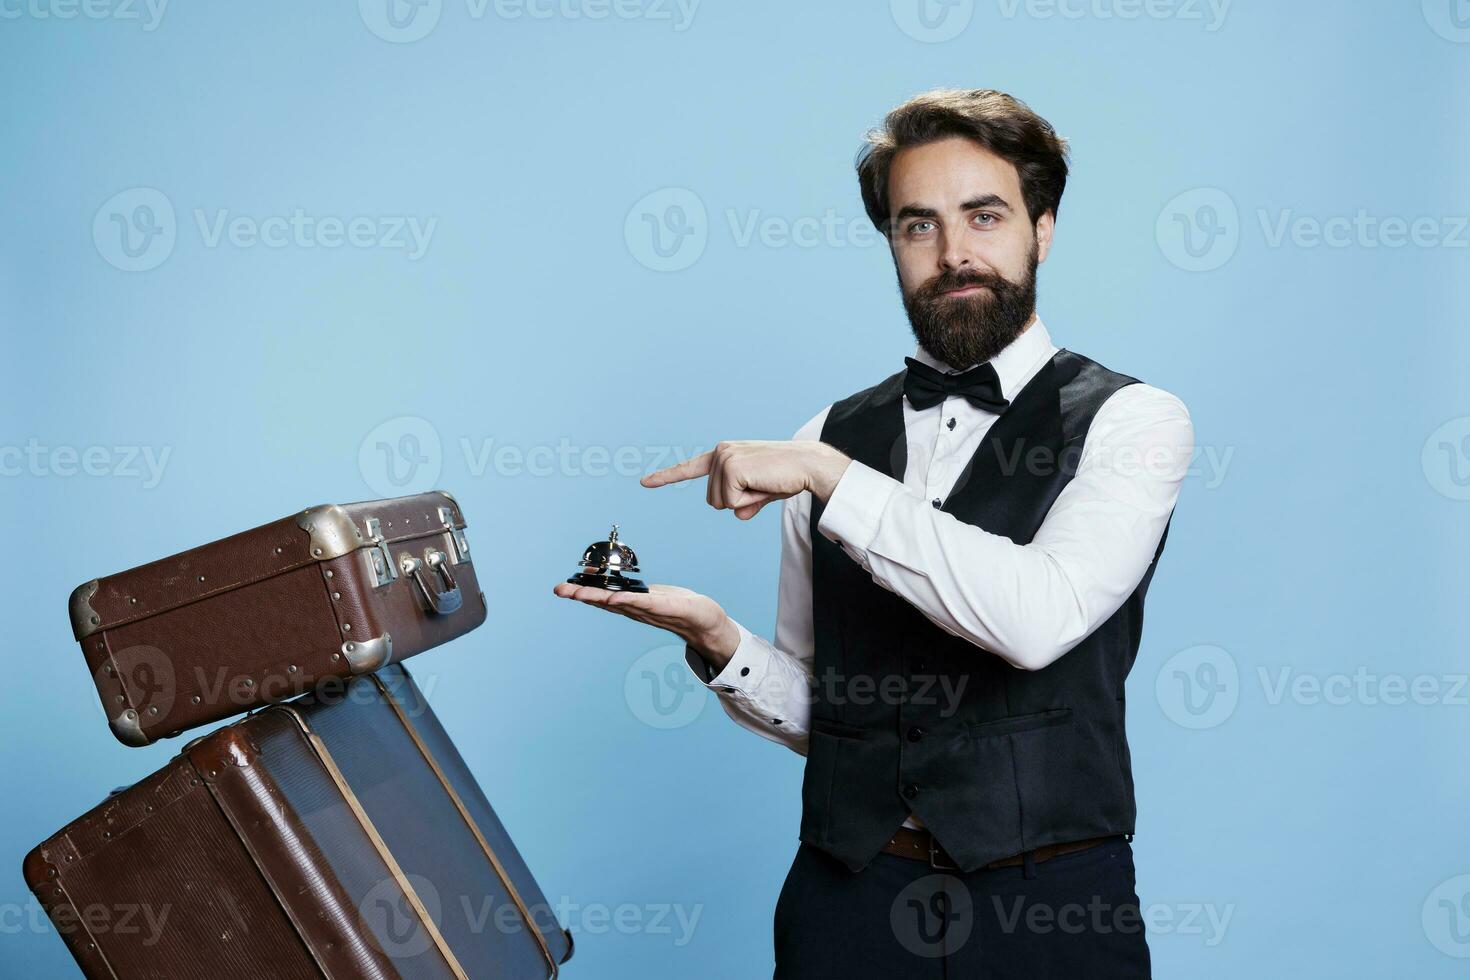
[886,136,1054,368]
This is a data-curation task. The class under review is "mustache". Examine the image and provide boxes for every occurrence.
[916,269,1011,299]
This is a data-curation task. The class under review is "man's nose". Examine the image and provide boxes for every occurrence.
[938,231,973,272]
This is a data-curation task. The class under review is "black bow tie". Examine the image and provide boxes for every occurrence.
[902,357,1010,413]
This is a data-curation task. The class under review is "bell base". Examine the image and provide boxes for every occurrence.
[566,572,649,593]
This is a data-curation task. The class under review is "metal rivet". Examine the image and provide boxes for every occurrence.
[146,805,154,813]
[103,831,111,839]
[243,678,254,688]
[332,591,340,600]
[209,770,218,778]
[128,597,138,605]
[331,653,342,661]
[313,548,323,557]
[287,665,298,674]
[344,643,355,652]
[304,523,314,531]
[89,615,99,625]
[342,623,351,632]
[115,694,124,703]
[275,547,283,555]
[192,695,201,704]
[190,778,200,786]
[198,575,205,583]
[46,868,56,878]
[324,569,334,578]
[105,665,115,676]
[147,706,159,715]
[124,710,136,719]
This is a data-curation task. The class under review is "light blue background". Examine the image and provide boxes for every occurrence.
[3,1,1468,976]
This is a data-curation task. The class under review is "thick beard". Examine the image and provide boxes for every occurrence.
[900,239,1039,369]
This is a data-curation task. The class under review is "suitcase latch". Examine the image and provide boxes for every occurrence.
[365,517,398,587]
[438,506,471,565]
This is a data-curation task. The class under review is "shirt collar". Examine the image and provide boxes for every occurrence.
[912,315,1058,403]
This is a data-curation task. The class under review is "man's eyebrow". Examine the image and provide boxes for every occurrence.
[893,194,1014,223]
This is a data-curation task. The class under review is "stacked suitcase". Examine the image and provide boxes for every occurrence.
[25,491,573,979]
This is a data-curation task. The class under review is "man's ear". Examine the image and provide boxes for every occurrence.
[1035,210,1056,263]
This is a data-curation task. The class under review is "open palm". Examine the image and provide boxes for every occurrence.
[552,581,729,648]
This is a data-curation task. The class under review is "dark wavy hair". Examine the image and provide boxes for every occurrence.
[856,88,1070,234]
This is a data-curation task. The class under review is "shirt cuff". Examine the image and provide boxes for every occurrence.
[816,460,899,560]
[683,620,769,696]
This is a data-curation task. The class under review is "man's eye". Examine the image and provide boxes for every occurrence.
[908,220,935,235]
[973,212,997,227]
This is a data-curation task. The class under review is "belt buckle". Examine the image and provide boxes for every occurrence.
[927,837,959,871]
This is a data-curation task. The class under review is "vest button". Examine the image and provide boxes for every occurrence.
[907,726,925,743]
[902,783,920,800]
[931,497,942,509]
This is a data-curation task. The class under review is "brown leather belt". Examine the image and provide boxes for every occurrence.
[883,827,1120,871]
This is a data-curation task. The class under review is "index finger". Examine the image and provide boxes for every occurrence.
[641,449,714,488]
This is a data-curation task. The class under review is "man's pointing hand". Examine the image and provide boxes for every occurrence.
[641,440,852,519]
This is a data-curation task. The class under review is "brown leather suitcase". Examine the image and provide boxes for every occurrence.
[69,491,486,746]
[24,664,574,979]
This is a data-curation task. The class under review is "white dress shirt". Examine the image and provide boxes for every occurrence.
[686,317,1193,830]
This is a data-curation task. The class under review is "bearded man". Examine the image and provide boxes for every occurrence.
[556,88,1193,978]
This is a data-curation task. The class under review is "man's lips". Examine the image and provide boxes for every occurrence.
[941,284,989,297]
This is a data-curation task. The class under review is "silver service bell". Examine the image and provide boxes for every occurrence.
[566,524,649,593]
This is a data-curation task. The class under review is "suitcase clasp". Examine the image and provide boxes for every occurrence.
[365,518,398,587]
[438,506,471,565]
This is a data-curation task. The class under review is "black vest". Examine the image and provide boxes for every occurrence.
[803,349,1168,872]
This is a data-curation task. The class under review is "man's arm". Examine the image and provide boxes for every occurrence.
[683,409,832,755]
[816,384,1193,670]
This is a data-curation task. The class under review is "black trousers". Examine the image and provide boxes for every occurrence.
[772,836,1151,979]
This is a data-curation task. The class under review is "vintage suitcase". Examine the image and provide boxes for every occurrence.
[24,664,574,979]
[69,491,486,746]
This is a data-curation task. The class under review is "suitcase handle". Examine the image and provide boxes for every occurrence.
[400,549,463,615]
